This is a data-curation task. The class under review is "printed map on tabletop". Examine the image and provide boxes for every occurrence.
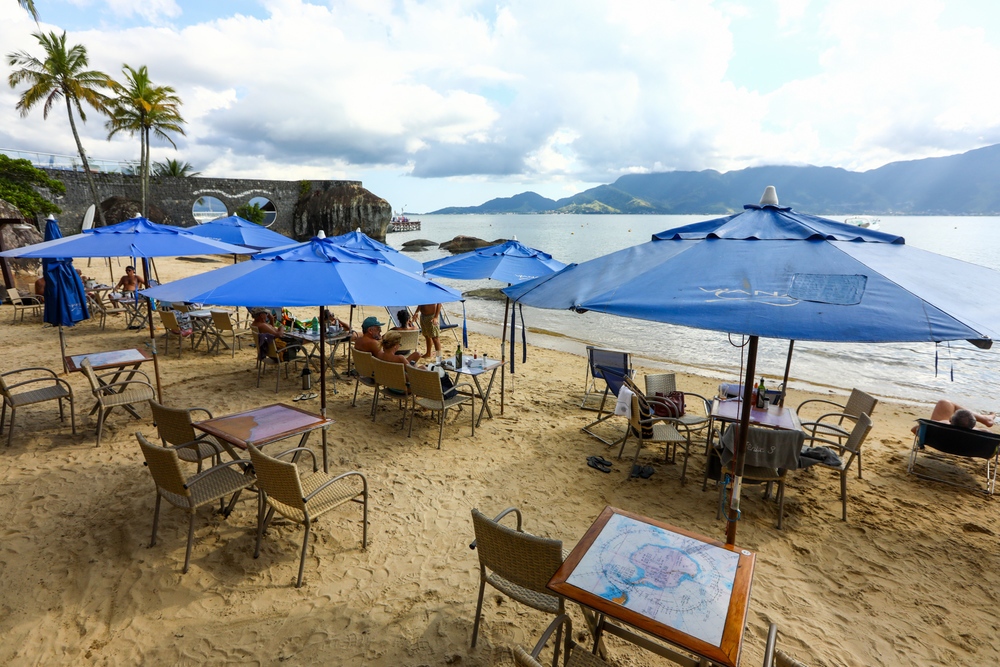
[565,512,739,646]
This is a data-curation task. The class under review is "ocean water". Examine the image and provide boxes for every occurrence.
[388,214,1000,412]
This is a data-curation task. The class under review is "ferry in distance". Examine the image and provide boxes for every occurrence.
[843,215,880,230]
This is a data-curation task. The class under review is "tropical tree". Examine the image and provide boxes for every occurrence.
[152,158,200,177]
[7,31,111,226]
[17,0,38,21]
[235,202,265,224]
[105,64,186,217]
[0,154,65,218]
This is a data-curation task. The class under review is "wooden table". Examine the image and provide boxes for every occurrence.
[549,506,756,667]
[442,356,503,426]
[194,403,334,471]
[66,348,153,417]
[711,398,802,432]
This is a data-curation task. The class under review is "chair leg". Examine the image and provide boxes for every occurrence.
[296,520,311,588]
[183,510,196,574]
[471,575,488,648]
[840,471,848,521]
[857,455,863,480]
[4,406,13,447]
[69,396,76,435]
[617,430,631,460]
[95,407,107,447]
[256,360,263,388]
[360,488,368,550]
[150,492,162,547]
[437,408,445,450]
[352,380,360,407]
[775,481,786,530]
[254,490,266,558]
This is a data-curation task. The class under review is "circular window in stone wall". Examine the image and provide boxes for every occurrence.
[192,196,228,224]
[246,196,278,228]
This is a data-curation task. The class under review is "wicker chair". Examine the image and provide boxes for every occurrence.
[210,310,252,357]
[80,357,155,446]
[1,366,75,446]
[86,292,127,330]
[644,372,713,453]
[256,335,308,393]
[370,356,409,426]
[351,348,379,415]
[617,376,689,481]
[6,288,42,324]
[158,310,194,358]
[802,413,874,521]
[797,388,878,478]
[405,365,475,449]
[248,444,368,588]
[148,400,227,472]
[395,329,421,356]
[135,432,256,574]
[469,507,566,655]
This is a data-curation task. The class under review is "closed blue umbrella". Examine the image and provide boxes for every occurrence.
[186,215,294,251]
[41,218,89,372]
[505,187,1000,544]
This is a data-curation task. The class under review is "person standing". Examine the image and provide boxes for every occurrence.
[416,303,442,359]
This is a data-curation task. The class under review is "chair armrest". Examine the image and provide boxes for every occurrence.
[470,506,523,550]
[2,367,60,379]
[96,368,153,383]
[801,412,855,436]
[303,470,367,502]
[681,391,713,414]
[183,459,254,488]
[187,407,214,420]
[797,398,845,414]
[270,446,318,470]
[2,376,73,395]
[94,380,155,395]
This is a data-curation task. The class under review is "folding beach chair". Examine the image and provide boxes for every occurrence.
[581,346,632,410]
[581,364,632,446]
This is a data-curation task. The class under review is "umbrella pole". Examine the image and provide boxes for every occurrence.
[141,258,163,402]
[500,297,510,415]
[726,335,758,546]
[319,306,328,473]
[347,305,355,376]
[58,325,68,374]
[780,340,795,407]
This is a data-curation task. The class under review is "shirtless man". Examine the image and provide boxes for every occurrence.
[354,316,385,356]
[114,266,146,292]
[927,400,994,430]
[416,303,442,358]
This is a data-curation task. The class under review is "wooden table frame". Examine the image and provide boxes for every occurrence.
[548,506,756,667]
[65,348,153,418]
[194,403,334,471]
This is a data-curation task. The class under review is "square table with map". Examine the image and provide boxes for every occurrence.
[549,506,756,667]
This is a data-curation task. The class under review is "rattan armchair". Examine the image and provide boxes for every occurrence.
[158,310,194,358]
[80,358,155,446]
[797,388,878,478]
[136,432,256,574]
[256,336,308,393]
[7,288,42,323]
[370,356,409,427]
[351,348,379,415]
[148,400,227,471]
[1,366,75,446]
[405,365,475,449]
[210,310,252,357]
[248,444,368,587]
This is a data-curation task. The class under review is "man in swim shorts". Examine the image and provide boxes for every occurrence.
[416,303,442,358]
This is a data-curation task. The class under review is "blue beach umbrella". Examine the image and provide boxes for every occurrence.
[142,236,462,467]
[41,218,89,372]
[327,229,424,274]
[1,215,258,401]
[186,215,294,251]
[504,187,1000,544]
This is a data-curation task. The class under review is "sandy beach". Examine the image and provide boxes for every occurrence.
[2,255,999,666]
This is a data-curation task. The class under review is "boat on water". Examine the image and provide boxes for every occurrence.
[389,213,421,232]
[843,215,880,230]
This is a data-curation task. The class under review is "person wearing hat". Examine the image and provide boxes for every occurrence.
[355,316,386,356]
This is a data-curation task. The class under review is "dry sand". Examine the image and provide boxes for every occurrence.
[2,256,999,666]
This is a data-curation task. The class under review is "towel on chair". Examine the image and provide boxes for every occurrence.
[719,425,804,470]
[614,385,633,419]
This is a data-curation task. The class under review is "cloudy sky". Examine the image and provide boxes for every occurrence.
[2,0,1000,212]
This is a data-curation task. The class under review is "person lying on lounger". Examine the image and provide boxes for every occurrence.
[913,400,995,434]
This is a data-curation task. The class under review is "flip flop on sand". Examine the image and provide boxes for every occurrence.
[302,392,318,401]
[293,393,307,401]
[587,456,611,473]
[630,464,655,479]
[589,455,613,467]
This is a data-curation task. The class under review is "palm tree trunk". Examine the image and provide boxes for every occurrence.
[64,95,107,227]
[140,125,148,218]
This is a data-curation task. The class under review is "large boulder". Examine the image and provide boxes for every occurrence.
[100,197,171,225]
[439,235,504,253]
[0,198,43,291]
[293,183,391,241]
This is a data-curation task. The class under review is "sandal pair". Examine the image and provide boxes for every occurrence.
[587,456,612,473]
[293,392,318,402]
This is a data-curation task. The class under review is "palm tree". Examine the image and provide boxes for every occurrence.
[7,31,111,226]
[105,65,186,217]
[152,158,200,177]
[17,0,38,21]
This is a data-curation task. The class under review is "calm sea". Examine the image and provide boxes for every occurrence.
[389,214,1000,411]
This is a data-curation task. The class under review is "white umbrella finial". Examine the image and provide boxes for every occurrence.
[317,230,326,238]
[759,186,779,207]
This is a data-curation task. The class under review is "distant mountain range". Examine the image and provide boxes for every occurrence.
[429,143,1000,215]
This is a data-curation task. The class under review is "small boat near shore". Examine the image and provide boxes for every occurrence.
[389,214,421,232]
[844,215,880,230]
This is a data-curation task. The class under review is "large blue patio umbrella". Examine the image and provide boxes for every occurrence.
[143,236,462,468]
[1,216,256,401]
[186,215,293,251]
[505,187,1000,544]
[424,238,568,413]
[41,218,89,372]
[327,229,424,274]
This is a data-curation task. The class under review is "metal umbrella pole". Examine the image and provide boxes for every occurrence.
[726,336,759,546]
[141,257,163,402]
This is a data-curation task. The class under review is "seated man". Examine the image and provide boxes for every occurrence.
[114,265,147,292]
[376,330,421,365]
[918,400,995,433]
[354,316,384,356]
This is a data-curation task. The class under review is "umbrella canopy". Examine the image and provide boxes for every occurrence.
[141,236,462,307]
[423,239,567,284]
[186,215,293,251]
[504,202,1000,347]
[41,218,88,327]
[0,216,253,259]
[326,230,424,274]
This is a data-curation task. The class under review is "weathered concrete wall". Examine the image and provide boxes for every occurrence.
[39,169,388,240]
